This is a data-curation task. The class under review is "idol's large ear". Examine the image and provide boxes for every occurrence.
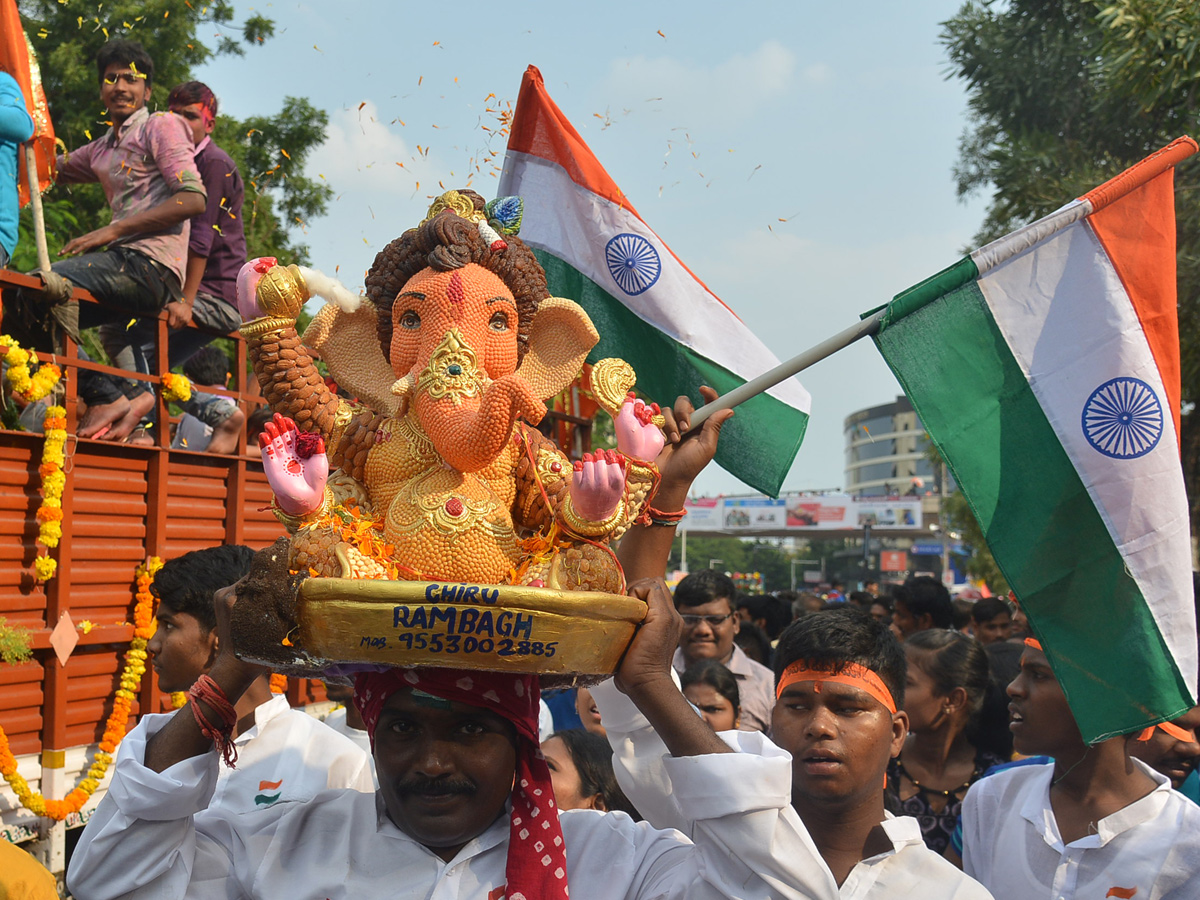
[302,304,399,415]
[514,298,599,401]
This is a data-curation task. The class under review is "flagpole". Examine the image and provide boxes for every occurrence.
[24,143,50,274]
[688,308,886,429]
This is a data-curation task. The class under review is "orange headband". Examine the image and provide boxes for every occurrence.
[776,661,897,714]
[1136,720,1196,743]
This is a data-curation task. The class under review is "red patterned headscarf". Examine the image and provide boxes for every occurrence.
[354,668,568,900]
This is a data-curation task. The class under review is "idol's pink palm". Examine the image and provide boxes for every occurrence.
[259,414,329,516]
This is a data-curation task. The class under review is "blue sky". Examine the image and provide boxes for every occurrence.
[199,0,990,497]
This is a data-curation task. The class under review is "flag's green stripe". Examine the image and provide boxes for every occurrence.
[874,279,1191,742]
[879,257,979,330]
[537,251,808,497]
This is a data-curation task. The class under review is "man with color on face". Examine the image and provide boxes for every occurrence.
[1,40,206,441]
[145,545,372,813]
[672,568,775,732]
[99,80,245,386]
[959,637,1200,898]
[594,606,992,897]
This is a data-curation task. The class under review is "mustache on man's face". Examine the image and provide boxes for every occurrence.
[396,775,476,798]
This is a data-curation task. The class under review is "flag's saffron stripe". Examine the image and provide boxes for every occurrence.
[537,251,809,497]
[1085,175,1182,442]
[507,65,637,216]
[873,279,1192,741]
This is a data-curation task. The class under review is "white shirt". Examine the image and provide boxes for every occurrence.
[672,643,776,732]
[322,706,378,787]
[591,679,993,900]
[207,694,374,812]
[67,713,842,900]
[961,758,1200,900]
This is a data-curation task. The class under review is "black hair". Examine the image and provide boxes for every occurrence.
[151,545,256,632]
[673,569,736,613]
[972,597,1011,624]
[182,345,231,387]
[774,607,906,709]
[166,81,218,117]
[733,621,772,666]
[548,730,640,820]
[848,591,875,608]
[738,593,793,639]
[893,576,954,629]
[680,658,741,716]
[904,630,989,718]
[96,39,154,89]
[951,597,975,631]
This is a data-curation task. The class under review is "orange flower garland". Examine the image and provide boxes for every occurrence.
[34,405,68,582]
[0,557,161,820]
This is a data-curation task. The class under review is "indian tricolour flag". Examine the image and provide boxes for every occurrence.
[870,137,1198,743]
[498,65,810,497]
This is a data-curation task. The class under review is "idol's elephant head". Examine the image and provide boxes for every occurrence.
[385,263,598,473]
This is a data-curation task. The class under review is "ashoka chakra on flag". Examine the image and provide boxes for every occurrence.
[604,233,661,296]
[1081,376,1163,460]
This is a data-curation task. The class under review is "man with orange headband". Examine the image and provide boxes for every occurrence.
[67,392,844,900]
[959,637,1200,898]
[594,607,993,897]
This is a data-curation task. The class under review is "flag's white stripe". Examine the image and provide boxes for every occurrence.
[977,220,1195,688]
[501,150,811,412]
[972,199,1092,277]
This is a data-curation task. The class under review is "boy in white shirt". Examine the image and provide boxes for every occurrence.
[595,607,992,899]
[960,638,1200,899]
[147,545,373,810]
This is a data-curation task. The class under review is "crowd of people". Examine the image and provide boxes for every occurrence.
[2,39,252,450]
[44,392,1200,899]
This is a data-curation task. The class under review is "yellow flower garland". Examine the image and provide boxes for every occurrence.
[0,557,161,820]
[34,405,68,582]
[161,372,192,403]
[0,335,62,403]
[1,335,68,583]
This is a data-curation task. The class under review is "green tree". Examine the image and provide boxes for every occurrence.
[941,0,1200,539]
[16,0,328,264]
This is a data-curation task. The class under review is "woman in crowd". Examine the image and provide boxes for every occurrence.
[542,729,640,819]
[680,659,741,733]
[887,629,1007,853]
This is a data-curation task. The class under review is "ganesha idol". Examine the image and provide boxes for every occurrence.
[230,189,670,675]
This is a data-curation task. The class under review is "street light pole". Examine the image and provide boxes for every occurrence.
[862,523,872,589]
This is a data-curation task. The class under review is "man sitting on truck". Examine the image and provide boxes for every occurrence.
[1,39,206,441]
[145,544,373,811]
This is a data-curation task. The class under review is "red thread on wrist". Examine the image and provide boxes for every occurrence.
[187,674,239,768]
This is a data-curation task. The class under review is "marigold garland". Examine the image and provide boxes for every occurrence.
[161,372,192,403]
[0,335,62,403]
[0,557,162,820]
[34,406,68,581]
